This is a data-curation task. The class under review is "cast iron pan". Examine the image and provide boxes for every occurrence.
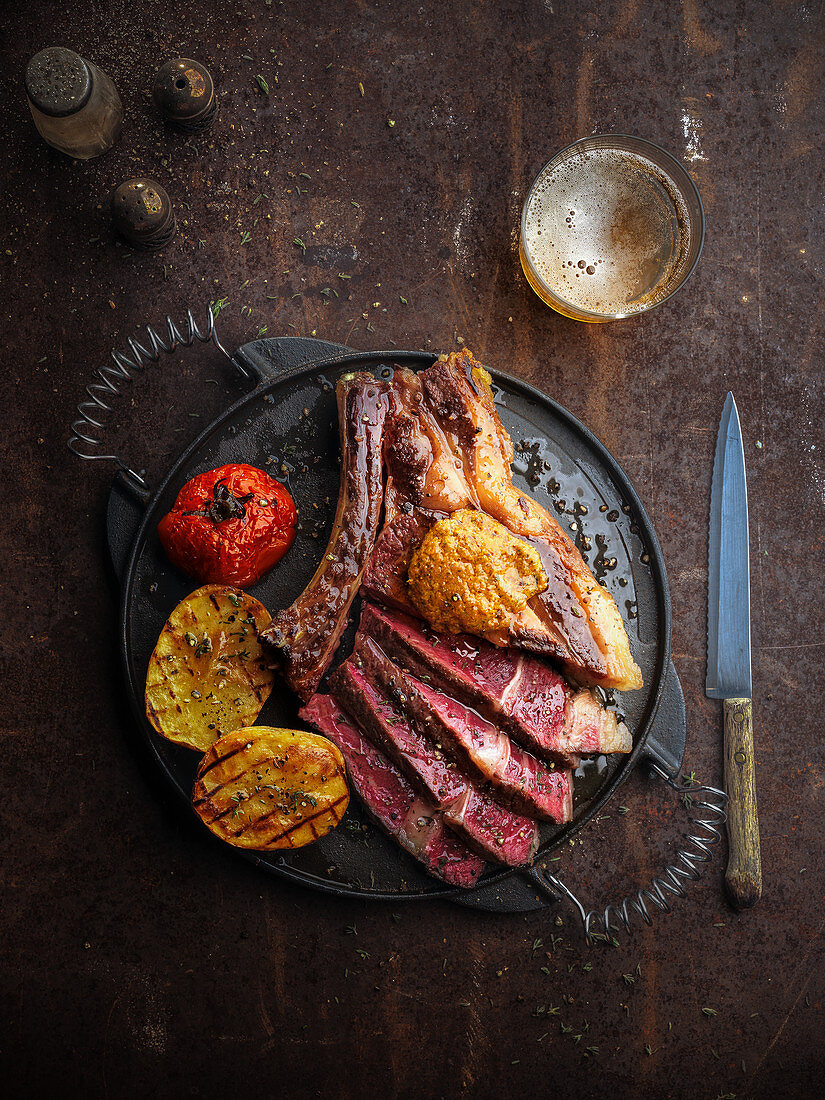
[107,336,687,913]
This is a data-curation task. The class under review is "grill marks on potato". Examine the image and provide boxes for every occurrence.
[145,585,276,752]
[192,727,349,849]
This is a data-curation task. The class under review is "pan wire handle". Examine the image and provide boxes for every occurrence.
[535,765,728,946]
[67,306,250,488]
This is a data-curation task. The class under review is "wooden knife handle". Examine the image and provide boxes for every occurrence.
[723,697,762,909]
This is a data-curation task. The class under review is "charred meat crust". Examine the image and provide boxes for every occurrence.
[259,373,390,701]
[361,511,437,615]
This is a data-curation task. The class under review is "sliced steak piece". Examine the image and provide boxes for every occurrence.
[330,659,539,866]
[361,602,628,765]
[354,637,573,824]
[563,690,632,755]
[260,373,390,701]
[299,694,486,888]
[361,511,435,615]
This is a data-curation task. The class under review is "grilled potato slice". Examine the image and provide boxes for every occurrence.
[145,585,275,752]
[192,726,349,849]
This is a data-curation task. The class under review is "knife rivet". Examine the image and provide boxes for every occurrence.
[735,750,746,764]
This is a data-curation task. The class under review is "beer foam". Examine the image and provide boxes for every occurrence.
[523,149,691,317]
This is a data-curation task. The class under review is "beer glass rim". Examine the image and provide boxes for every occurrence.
[520,133,705,322]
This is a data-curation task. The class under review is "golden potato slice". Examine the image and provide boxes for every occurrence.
[192,726,349,849]
[145,584,275,752]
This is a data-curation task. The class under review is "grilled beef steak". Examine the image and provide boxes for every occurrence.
[384,351,642,691]
[352,637,573,824]
[260,373,390,701]
[330,658,539,866]
[300,694,486,887]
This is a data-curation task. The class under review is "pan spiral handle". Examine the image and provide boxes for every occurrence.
[533,765,728,946]
[67,306,248,489]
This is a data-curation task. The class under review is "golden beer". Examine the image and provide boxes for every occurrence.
[520,136,704,322]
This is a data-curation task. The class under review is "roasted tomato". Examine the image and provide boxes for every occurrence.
[158,464,296,587]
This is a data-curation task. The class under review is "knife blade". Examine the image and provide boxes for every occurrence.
[706,392,761,909]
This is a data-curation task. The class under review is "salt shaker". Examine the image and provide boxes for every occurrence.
[25,47,122,160]
[152,58,217,132]
[111,179,176,251]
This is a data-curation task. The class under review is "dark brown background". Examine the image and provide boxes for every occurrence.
[2,1,823,1097]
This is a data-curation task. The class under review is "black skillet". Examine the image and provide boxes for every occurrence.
[79,312,726,935]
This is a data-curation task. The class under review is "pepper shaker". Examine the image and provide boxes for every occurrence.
[152,58,217,132]
[111,179,176,251]
[25,47,122,160]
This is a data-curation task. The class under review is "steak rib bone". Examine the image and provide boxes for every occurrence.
[260,373,390,701]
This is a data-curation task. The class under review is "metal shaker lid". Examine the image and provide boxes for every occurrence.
[26,47,92,117]
[152,58,215,124]
[111,179,176,250]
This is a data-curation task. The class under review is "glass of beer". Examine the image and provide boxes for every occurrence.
[520,135,704,322]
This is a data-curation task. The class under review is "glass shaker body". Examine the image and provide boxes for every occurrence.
[26,48,122,160]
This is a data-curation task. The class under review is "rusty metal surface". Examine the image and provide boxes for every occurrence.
[1,1,823,1097]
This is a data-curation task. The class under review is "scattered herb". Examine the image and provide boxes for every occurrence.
[702,1007,718,1017]
[294,237,306,254]
[256,75,270,94]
